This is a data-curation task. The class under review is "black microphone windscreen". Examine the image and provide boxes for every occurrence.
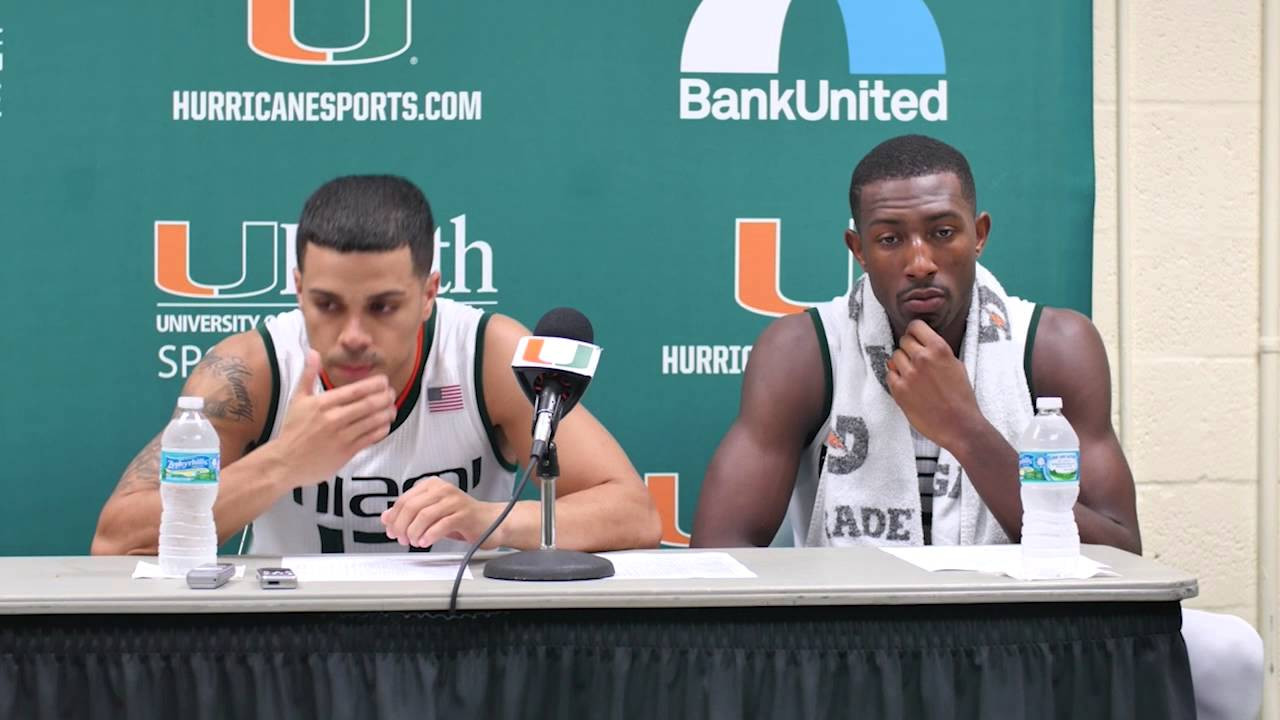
[532,307,594,344]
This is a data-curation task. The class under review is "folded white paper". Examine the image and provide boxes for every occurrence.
[881,544,1118,581]
[595,551,757,580]
[281,553,473,582]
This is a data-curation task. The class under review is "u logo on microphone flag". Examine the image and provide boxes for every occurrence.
[512,336,602,378]
[427,385,464,413]
[521,338,594,371]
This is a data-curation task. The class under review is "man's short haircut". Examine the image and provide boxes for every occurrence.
[296,175,434,277]
[848,134,977,231]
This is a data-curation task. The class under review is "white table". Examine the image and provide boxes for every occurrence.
[0,546,1197,720]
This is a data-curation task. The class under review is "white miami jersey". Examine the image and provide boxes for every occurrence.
[248,299,518,554]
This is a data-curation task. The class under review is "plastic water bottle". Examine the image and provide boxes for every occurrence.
[158,396,220,576]
[1018,397,1081,579]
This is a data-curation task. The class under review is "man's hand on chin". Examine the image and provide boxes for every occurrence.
[886,319,987,450]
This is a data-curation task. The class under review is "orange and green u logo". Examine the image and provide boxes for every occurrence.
[520,338,596,371]
[644,473,692,548]
[248,0,412,66]
[735,219,858,317]
[154,221,280,299]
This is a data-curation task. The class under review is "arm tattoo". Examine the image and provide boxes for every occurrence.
[113,352,255,496]
[116,434,162,494]
[196,351,255,423]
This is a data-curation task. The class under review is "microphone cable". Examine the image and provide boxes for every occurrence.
[448,458,534,612]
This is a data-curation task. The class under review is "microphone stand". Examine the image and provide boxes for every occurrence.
[482,443,616,581]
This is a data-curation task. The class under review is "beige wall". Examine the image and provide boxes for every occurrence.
[1093,0,1263,623]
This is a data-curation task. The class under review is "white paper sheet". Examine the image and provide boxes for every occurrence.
[132,561,247,580]
[880,544,1117,580]
[595,551,757,580]
[281,553,473,582]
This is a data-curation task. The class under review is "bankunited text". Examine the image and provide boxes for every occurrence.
[680,79,947,122]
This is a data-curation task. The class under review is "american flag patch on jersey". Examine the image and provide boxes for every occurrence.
[427,385,465,413]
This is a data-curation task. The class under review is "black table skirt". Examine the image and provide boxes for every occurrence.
[0,601,1193,720]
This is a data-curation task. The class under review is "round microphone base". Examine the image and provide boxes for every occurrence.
[482,549,615,581]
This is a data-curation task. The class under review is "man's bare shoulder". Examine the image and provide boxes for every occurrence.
[476,312,533,430]
[1032,307,1107,361]
[478,312,529,381]
[749,311,825,380]
[483,312,529,345]
[1030,306,1113,399]
[1035,306,1102,345]
[738,311,827,443]
[185,330,272,433]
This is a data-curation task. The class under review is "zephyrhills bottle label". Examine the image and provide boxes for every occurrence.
[1018,450,1079,483]
[161,451,220,484]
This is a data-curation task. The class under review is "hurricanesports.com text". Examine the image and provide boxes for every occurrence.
[172,90,482,123]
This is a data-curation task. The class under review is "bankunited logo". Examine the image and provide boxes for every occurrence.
[679,0,948,122]
[248,0,412,65]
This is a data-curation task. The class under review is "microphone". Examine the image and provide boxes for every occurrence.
[484,307,614,582]
[511,308,603,462]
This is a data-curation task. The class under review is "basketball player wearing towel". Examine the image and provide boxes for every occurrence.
[93,175,660,556]
[691,135,1262,720]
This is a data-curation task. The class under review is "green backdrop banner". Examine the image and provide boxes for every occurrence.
[0,1,1092,554]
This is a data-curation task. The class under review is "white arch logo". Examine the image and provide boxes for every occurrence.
[680,0,946,76]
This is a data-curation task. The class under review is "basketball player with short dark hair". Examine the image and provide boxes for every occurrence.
[94,175,661,556]
[693,135,1262,720]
